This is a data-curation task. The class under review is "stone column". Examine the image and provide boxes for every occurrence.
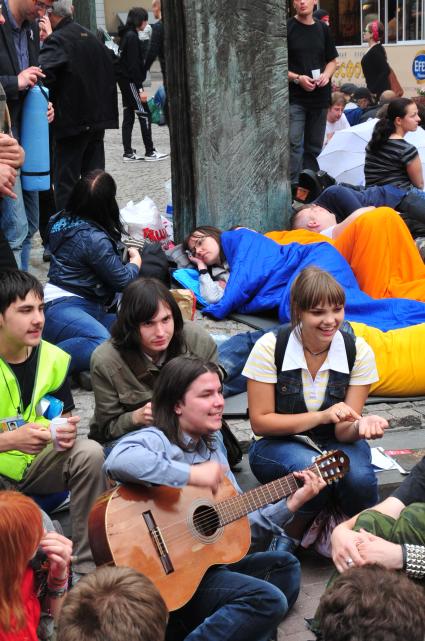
[163,0,290,241]
[73,0,97,32]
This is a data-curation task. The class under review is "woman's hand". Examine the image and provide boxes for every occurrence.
[41,531,73,581]
[189,461,228,494]
[286,469,327,512]
[139,90,148,103]
[132,402,153,426]
[128,246,142,269]
[322,402,361,425]
[357,415,388,440]
[188,254,207,271]
[356,529,403,569]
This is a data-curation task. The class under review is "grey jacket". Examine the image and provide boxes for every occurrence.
[89,322,218,443]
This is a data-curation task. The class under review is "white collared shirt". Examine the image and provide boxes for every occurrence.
[242,329,378,412]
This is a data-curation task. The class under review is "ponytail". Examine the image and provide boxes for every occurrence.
[367,97,414,153]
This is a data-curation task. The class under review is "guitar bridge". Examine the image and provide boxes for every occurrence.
[143,510,174,575]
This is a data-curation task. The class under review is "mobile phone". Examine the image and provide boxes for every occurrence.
[185,249,193,257]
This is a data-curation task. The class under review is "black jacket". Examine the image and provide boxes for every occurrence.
[39,17,118,139]
[0,3,39,133]
[144,21,165,80]
[116,27,145,89]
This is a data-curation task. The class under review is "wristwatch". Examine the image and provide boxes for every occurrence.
[293,75,300,85]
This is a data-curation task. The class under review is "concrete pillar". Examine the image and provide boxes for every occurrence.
[73,0,97,32]
[163,0,290,241]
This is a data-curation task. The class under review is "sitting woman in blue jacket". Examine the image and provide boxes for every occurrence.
[43,170,141,381]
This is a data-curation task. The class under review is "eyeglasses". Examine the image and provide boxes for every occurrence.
[34,1,53,14]
[188,236,207,256]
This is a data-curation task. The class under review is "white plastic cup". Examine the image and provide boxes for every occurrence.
[312,68,321,81]
[49,417,68,451]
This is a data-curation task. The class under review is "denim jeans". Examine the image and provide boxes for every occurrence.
[166,550,300,641]
[219,328,272,397]
[249,437,378,520]
[0,174,40,270]
[289,103,328,183]
[43,296,116,374]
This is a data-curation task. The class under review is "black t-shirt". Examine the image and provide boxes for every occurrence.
[287,18,338,109]
[392,457,425,506]
[8,346,74,415]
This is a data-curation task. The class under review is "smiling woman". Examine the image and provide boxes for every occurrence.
[244,266,388,548]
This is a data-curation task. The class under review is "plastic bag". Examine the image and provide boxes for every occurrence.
[301,505,348,558]
[120,197,172,249]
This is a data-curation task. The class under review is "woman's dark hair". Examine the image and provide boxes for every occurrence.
[367,98,414,153]
[65,170,124,241]
[183,225,225,264]
[111,278,185,356]
[119,7,148,35]
[152,356,223,452]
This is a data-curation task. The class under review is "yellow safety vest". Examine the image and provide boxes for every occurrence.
[0,340,70,481]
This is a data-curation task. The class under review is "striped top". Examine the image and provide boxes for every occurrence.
[364,138,418,189]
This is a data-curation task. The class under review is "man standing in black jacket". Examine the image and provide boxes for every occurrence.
[39,0,118,211]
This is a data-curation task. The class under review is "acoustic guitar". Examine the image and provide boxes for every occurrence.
[89,450,349,611]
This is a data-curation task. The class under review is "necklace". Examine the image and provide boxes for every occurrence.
[303,344,330,357]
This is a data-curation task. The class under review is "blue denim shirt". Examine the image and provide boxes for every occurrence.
[105,427,294,550]
[4,0,30,71]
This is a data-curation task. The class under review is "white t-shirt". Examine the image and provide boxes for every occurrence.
[242,329,378,412]
[323,113,350,146]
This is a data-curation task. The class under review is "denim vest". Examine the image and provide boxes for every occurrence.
[274,327,355,444]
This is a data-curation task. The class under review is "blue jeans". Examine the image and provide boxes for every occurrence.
[219,329,272,397]
[43,296,116,374]
[167,550,300,641]
[0,174,39,270]
[289,103,328,183]
[249,437,378,520]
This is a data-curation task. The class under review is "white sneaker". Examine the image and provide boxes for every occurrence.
[144,150,169,162]
[123,152,144,162]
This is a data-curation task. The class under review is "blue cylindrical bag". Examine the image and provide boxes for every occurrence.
[20,85,50,191]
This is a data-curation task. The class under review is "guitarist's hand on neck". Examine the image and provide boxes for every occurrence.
[189,461,228,494]
[286,470,327,513]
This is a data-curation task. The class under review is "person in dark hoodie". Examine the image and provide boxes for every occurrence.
[116,7,167,162]
[42,170,141,383]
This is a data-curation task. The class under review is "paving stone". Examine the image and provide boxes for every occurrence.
[387,408,423,427]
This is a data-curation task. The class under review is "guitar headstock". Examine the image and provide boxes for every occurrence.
[313,450,350,484]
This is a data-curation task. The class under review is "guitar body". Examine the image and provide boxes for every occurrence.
[89,477,251,611]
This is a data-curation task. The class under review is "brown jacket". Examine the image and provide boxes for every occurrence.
[88,322,218,443]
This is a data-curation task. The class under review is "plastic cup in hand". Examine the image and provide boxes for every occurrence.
[49,417,68,451]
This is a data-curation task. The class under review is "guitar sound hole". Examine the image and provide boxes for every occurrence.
[193,504,220,537]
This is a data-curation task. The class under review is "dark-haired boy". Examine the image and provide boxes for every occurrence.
[0,269,106,576]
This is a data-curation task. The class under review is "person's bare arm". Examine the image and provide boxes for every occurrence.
[406,155,424,189]
[332,207,376,238]
[247,379,360,437]
[331,496,406,572]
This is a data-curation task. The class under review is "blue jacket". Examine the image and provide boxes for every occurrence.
[47,214,139,304]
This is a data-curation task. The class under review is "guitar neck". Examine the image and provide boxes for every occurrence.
[216,463,320,527]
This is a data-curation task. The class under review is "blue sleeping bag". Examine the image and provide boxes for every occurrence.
[177,229,425,331]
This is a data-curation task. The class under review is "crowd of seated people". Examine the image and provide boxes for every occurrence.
[2,3,425,638]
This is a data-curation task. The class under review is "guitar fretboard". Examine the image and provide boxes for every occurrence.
[215,463,320,526]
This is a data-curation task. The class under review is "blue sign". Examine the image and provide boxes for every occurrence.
[412,51,425,81]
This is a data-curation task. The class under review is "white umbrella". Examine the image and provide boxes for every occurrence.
[318,119,425,187]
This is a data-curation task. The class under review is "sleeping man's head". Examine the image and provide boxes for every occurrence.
[290,204,337,233]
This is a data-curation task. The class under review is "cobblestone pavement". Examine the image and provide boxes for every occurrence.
[29,78,425,641]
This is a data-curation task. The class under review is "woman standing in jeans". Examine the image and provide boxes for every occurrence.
[116,8,167,162]
[43,171,141,385]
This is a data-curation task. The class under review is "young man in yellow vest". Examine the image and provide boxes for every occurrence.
[0,269,106,577]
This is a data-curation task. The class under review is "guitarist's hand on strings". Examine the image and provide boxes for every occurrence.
[189,461,228,494]
[286,469,326,513]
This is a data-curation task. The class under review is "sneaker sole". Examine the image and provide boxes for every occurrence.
[123,157,144,162]
[145,156,169,162]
